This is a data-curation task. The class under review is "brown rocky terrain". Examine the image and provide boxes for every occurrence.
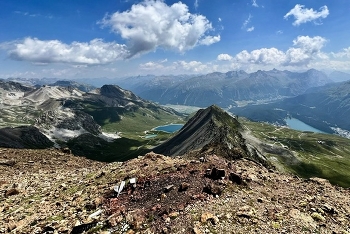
[1,148,350,233]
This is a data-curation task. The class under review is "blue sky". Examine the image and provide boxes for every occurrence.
[1,0,350,79]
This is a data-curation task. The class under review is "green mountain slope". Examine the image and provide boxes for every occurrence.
[241,119,350,187]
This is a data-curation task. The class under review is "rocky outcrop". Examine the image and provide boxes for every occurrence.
[0,126,53,149]
[56,110,101,135]
[153,105,251,160]
[51,80,96,92]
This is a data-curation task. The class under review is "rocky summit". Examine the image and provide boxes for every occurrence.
[1,148,350,233]
[153,105,267,166]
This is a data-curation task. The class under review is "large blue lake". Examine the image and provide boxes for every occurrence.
[154,124,184,133]
[285,118,325,133]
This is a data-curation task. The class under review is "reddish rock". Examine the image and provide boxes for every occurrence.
[126,209,146,230]
[203,184,222,196]
[179,182,190,192]
[5,188,20,197]
[229,172,243,185]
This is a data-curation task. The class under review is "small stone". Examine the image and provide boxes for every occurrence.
[311,212,325,222]
[162,227,169,234]
[229,172,243,184]
[179,182,190,192]
[203,184,222,196]
[169,211,179,219]
[160,193,167,200]
[317,208,325,214]
[108,214,124,226]
[193,227,202,234]
[0,159,15,166]
[126,209,146,229]
[201,212,214,223]
[236,205,255,218]
[201,212,219,225]
[5,188,20,197]
[164,185,174,193]
[6,221,16,232]
[95,171,105,179]
[210,168,226,180]
[323,204,336,214]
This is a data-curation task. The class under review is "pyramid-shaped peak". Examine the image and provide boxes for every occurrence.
[100,85,139,100]
[153,105,245,158]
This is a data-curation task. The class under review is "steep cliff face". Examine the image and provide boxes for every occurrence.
[153,105,258,162]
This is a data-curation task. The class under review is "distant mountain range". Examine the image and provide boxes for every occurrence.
[230,80,350,134]
[7,69,350,108]
[3,68,350,136]
[117,69,332,107]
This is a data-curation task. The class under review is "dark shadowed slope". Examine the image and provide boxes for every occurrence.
[0,126,53,149]
[153,105,253,160]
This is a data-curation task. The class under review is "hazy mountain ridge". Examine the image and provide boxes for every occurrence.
[230,80,350,133]
[51,80,96,92]
[117,69,332,107]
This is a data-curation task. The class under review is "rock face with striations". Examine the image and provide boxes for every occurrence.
[153,105,252,160]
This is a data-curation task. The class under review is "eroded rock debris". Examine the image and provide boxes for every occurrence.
[1,148,350,233]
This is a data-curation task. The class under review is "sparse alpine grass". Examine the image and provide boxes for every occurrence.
[242,118,350,187]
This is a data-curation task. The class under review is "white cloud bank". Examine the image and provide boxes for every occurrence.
[1,1,219,65]
[217,54,233,61]
[332,47,350,59]
[284,4,329,26]
[220,36,327,67]
[99,0,220,57]
[4,38,129,65]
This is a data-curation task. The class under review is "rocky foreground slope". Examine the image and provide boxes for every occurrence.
[1,148,349,233]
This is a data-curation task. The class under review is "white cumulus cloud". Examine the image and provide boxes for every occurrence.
[217,54,233,61]
[332,47,350,59]
[284,4,329,26]
[174,60,208,72]
[247,26,255,32]
[4,37,129,65]
[284,36,327,65]
[139,61,164,70]
[99,0,220,58]
[232,36,327,67]
[235,48,286,65]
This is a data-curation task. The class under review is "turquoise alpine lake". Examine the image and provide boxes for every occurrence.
[285,118,325,133]
[144,134,157,139]
[153,124,184,133]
